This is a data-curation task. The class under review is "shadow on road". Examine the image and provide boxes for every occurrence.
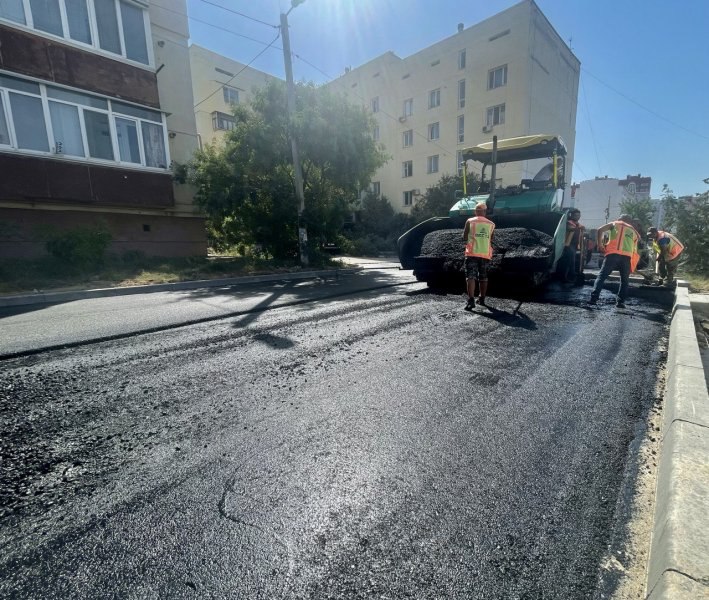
[474,301,538,330]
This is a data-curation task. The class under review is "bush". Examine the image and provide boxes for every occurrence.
[45,225,112,267]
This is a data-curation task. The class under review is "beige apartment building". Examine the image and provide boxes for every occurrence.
[327,0,580,213]
[189,44,278,149]
[0,0,206,258]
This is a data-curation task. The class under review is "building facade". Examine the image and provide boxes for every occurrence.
[326,0,580,213]
[189,44,278,149]
[570,174,652,229]
[0,0,206,258]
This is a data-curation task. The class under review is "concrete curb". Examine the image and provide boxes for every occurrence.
[646,282,709,599]
[0,268,361,309]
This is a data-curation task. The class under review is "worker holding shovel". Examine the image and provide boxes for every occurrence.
[463,202,495,310]
[647,227,684,288]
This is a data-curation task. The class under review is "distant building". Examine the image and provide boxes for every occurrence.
[189,45,278,149]
[326,0,580,213]
[0,0,207,258]
[570,174,652,229]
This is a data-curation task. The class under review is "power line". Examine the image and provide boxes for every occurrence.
[580,77,603,174]
[193,30,282,109]
[582,67,709,142]
[198,0,279,29]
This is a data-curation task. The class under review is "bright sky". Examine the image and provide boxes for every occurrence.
[186,0,709,198]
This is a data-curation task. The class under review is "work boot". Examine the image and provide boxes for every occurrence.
[665,279,674,288]
[588,295,598,305]
[464,297,475,311]
[616,301,626,309]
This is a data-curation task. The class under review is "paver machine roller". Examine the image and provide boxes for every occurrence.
[397,134,584,287]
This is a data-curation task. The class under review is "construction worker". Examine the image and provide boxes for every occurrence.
[647,227,684,287]
[462,202,495,310]
[559,208,584,282]
[589,214,641,309]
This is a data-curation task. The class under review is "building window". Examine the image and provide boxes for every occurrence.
[212,111,235,131]
[402,160,413,178]
[458,49,466,69]
[371,181,380,196]
[428,88,440,109]
[458,79,465,109]
[0,0,152,65]
[0,73,168,167]
[627,182,636,194]
[223,86,239,105]
[371,96,379,113]
[428,122,440,141]
[457,115,465,143]
[427,155,439,174]
[486,103,505,126]
[402,129,413,148]
[403,190,414,206]
[373,125,380,141]
[403,98,413,117]
[488,64,508,90]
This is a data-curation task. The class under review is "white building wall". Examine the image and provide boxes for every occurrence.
[326,0,580,213]
[189,45,278,149]
[571,178,624,229]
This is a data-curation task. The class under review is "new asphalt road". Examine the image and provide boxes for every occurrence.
[0,270,669,598]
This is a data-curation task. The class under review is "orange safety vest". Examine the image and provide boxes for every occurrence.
[654,230,684,261]
[603,221,639,258]
[465,216,495,259]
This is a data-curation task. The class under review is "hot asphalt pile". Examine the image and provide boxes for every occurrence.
[419,227,554,274]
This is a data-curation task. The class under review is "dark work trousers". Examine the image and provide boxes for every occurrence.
[558,245,576,282]
[591,253,631,302]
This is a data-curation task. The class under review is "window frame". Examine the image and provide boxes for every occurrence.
[487,64,508,90]
[402,160,413,178]
[211,110,236,131]
[371,181,380,196]
[458,49,466,70]
[427,154,439,174]
[403,190,414,206]
[371,96,379,113]
[0,72,169,170]
[428,88,440,109]
[223,86,239,105]
[458,79,465,109]
[402,129,413,148]
[486,103,505,126]
[428,121,440,141]
[403,98,413,117]
[0,0,154,68]
[457,114,465,143]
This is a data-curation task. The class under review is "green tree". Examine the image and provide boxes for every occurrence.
[345,192,413,255]
[660,184,679,230]
[619,192,656,233]
[188,80,388,259]
[410,173,479,223]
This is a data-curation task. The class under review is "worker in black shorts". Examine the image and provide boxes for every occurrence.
[462,202,495,309]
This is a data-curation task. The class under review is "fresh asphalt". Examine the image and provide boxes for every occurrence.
[0,266,670,598]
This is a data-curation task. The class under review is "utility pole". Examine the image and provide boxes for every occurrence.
[280,5,308,266]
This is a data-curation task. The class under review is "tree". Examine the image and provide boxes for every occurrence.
[660,184,679,230]
[410,172,480,223]
[659,184,709,275]
[187,80,388,259]
[619,192,656,233]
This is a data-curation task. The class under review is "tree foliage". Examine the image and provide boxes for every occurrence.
[619,192,656,233]
[410,173,479,223]
[660,185,709,274]
[187,80,388,258]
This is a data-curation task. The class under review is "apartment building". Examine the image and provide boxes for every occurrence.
[190,44,278,148]
[0,0,206,258]
[570,174,652,229]
[327,0,580,213]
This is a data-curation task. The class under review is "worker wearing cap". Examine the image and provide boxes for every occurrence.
[559,208,584,282]
[589,214,640,309]
[462,202,495,310]
[647,227,684,287]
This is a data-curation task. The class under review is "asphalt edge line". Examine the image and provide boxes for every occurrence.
[645,282,709,599]
[0,280,418,361]
[0,268,362,308]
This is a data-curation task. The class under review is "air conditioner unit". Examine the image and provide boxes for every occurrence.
[399,116,407,122]
[482,125,493,133]
[413,189,421,195]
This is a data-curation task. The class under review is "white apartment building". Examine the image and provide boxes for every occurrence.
[189,44,278,148]
[570,174,652,229]
[326,0,580,213]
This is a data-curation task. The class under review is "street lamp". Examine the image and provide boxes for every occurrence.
[281,0,308,265]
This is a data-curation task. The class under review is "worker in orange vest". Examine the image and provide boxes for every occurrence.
[647,227,684,287]
[589,214,640,309]
[559,208,584,282]
[462,202,495,310]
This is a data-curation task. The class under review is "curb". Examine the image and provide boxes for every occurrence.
[0,268,361,309]
[646,282,709,599]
